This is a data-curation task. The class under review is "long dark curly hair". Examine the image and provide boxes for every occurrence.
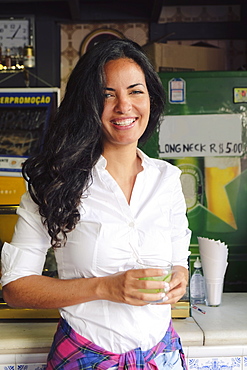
[22,38,166,248]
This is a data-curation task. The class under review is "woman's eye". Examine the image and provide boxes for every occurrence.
[104,93,114,99]
[130,90,144,95]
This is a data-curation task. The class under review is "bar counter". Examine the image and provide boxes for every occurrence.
[0,293,246,368]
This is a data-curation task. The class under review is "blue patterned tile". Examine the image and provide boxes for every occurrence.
[17,366,27,370]
[188,357,241,370]
[17,365,46,370]
[243,356,247,369]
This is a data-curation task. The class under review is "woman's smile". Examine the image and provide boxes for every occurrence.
[110,117,137,129]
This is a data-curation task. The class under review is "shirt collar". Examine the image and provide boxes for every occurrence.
[95,148,148,171]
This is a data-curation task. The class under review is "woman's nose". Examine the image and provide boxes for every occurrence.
[114,95,132,114]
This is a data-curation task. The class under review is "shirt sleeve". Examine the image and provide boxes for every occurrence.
[170,171,191,268]
[1,192,51,287]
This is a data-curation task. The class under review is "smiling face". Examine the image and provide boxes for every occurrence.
[101,58,150,150]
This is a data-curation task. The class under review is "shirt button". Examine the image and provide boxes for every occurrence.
[129,221,135,228]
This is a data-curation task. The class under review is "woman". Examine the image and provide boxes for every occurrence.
[1,39,191,369]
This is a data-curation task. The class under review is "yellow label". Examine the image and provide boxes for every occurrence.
[205,164,240,229]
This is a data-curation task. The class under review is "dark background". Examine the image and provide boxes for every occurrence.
[0,0,246,87]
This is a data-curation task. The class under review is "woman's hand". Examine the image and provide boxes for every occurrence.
[158,265,188,305]
[97,267,169,306]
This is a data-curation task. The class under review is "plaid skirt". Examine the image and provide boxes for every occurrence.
[46,318,187,370]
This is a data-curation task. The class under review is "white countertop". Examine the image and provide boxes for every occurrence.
[0,293,246,354]
[173,317,203,347]
[191,292,247,346]
[0,318,202,354]
[0,321,57,354]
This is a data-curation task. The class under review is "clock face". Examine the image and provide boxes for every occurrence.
[0,19,30,55]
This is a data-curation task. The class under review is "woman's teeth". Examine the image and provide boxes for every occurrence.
[112,118,136,126]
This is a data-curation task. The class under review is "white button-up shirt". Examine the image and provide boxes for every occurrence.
[1,149,191,353]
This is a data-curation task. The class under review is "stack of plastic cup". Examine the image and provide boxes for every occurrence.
[197,237,228,306]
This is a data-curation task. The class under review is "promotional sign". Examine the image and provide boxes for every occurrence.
[168,78,186,104]
[159,114,243,157]
[0,88,59,174]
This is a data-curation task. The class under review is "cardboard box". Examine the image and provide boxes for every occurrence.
[143,43,226,72]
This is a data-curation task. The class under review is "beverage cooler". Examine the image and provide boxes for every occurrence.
[0,87,60,319]
[141,71,247,295]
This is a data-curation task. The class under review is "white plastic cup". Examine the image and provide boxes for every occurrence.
[205,278,224,306]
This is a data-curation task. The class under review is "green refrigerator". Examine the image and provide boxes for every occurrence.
[141,71,247,292]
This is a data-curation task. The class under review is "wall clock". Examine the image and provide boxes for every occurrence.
[0,16,34,57]
[79,28,125,56]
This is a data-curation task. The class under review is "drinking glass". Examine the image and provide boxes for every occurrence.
[137,258,173,303]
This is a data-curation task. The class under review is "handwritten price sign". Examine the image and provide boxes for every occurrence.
[159,114,243,157]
